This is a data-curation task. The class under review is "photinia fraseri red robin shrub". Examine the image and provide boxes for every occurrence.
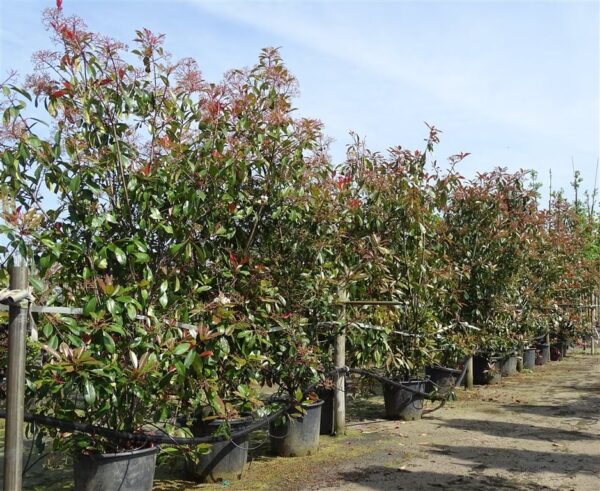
[315,128,465,379]
[0,3,329,453]
[443,169,542,354]
[442,168,600,355]
[537,194,600,344]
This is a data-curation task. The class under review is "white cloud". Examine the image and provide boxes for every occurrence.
[191,0,598,153]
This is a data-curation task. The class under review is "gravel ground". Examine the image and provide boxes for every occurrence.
[2,349,599,490]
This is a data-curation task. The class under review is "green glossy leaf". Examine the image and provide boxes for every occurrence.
[159,292,168,308]
[83,380,96,405]
[173,343,190,355]
[183,349,196,368]
[102,332,116,354]
[84,297,97,316]
[114,246,126,265]
[29,276,44,293]
[127,304,137,320]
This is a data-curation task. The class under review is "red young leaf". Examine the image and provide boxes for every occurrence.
[50,89,67,98]
[56,0,63,10]
[140,164,152,176]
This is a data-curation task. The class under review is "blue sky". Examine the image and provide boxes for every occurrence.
[1,0,599,204]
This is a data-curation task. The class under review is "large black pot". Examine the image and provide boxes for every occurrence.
[522,348,536,369]
[186,417,252,483]
[316,387,335,435]
[425,366,460,396]
[74,446,158,491]
[473,355,502,385]
[499,354,518,376]
[383,380,425,420]
[270,400,324,457]
[536,343,550,365]
[551,342,567,361]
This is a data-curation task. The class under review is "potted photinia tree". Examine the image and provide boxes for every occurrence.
[330,129,464,420]
[163,44,331,480]
[544,194,600,361]
[444,169,541,384]
[1,6,194,488]
[426,323,477,394]
[0,3,327,487]
[264,319,325,458]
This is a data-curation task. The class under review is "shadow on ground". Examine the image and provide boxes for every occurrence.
[346,397,386,422]
[429,444,599,475]
[501,394,600,421]
[332,465,551,490]
[433,417,597,442]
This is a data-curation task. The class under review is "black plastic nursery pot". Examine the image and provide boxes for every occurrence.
[425,366,459,396]
[522,348,536,370]
[472,355,502,385]
[499,354,518,376]
[317,387,335,435]
[550,342,567,361]
[185,416,253,483]
[383,380,426,421]
[270,399,324,457]
[74,446,158,491]
[536,343,550,365]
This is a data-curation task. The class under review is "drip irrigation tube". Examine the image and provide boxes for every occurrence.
[347,368,443,401]
[0,369,343,446]
[0,407,288,446]
[347,357,469,402]
[0,365,465,446]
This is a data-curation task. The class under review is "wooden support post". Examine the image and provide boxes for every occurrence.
[591,294,597,355]
[592,294,596,354]
[334,297,346,436]
[3,261,28,491]
[465,356,473,389]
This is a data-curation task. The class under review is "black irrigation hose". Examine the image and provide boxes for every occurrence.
[0,406,289,446]
[422,359,469,415]
[0,369,344,447]
[346,368,446,401]
[0,364,466,446]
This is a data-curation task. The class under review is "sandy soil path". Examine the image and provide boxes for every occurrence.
[309,350,600,491]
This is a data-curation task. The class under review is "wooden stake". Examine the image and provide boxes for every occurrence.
[465,356,473,389]
[334,296,346,435]
[3,262,28,491]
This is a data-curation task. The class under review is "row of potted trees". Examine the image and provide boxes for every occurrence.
[0,3,598,488]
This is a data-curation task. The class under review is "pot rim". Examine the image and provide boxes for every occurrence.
[386,379,425,385]
[426,365,461,375]
[77,445,159,461]
[300,398,325,409]
[201,415,254,427]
